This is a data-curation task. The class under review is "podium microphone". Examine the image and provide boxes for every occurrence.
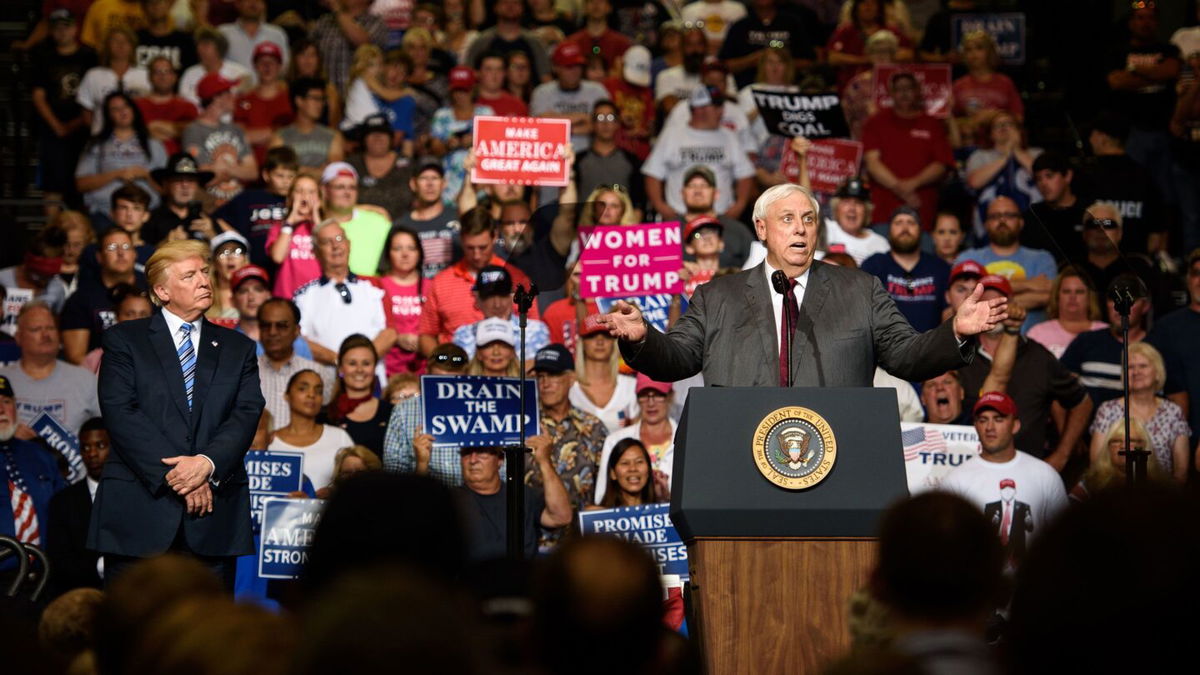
[771,270,794,387]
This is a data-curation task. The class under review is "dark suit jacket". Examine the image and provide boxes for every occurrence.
[46,479,101,592]
[985,499,1033,562]
[88,312,264,557]
[621,260,972,386]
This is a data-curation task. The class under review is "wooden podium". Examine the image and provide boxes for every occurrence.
[671,388,908,674]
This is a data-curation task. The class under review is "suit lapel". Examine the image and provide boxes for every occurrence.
[744,264,779,372]
[793,261,831,384]
[149,312,191,422]
[189,319,222,429]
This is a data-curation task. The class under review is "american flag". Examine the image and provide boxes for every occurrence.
[901,426,948,461]
[8,479,40,546]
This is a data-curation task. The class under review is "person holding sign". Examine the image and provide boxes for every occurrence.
[1,374,66,547]
[593,374,676,505]
[383,343,471,485]
[598,183,1007,390]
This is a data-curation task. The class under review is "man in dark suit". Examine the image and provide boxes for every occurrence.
[600,184,1008,386]
[984,479,1033,566]
[46,417,109,594]
[89,239,264,589]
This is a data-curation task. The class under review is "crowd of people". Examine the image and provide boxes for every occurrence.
[3,0,1200,672]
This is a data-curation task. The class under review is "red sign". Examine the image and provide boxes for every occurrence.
[871,64,953,119]
[781,139,864,195]
[470,116,571,186]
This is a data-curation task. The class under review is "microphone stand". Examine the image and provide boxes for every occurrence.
[506,282,538,560]
[1111,286,1149,484]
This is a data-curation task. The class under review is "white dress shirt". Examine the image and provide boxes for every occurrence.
[763,259,811,351]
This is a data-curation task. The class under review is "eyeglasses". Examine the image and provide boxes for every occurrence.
[217,247,246,258]
[691,229,720,241]
[335,282,352,304]
[104,243,133,252]
[1084,218,1119,230]
[432,353,468,366]
[637,391,667,401]
[985,212,1021,222]
[595,113,617,122]
[317,234,346,247]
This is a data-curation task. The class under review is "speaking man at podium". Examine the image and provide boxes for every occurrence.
[599,184,1008,386]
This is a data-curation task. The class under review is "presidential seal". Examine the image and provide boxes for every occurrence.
[752,406,837,490]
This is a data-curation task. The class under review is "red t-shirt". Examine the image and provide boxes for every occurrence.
[418,257,537,343]
[826,25,911,89]
[379,276,425,376]
[235,88,294,164]
[475,92,528,117]
[541,298,598,353]
[135,96,198,156]
[861,108,955,228]
[603,76,654,160]
[566,29,633,65]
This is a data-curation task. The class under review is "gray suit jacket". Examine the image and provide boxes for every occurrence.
[621,260,972,387]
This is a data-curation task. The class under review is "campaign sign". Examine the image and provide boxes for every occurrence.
[258,497,324,579]
[901,423,981,494]
[595,294,687,335]
[578,222,683,299]
[951,13,1027,65]
[579,503,689,582]
[421,375,540,448]
[872,64,953,119]
[30,412,86,483]
[245,450,304,534]
[1,287,33,338]
[781,139,864,194]
[471,116,571,186]
[750,90,850,139]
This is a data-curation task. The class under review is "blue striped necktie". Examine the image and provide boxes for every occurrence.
[178,323,196,410]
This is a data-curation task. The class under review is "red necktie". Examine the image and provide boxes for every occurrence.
[779,278,799,387]
[1000,502,1011,546]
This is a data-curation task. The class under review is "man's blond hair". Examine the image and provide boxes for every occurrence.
[146,239,210,307]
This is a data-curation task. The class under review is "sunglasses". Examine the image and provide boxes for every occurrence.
[432,353,468,366]
[595,113,617,122]
[335,282,352,304]
[217,247,246,258]
[1084,218,1119,230]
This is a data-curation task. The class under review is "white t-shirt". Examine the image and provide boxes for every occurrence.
[529,80,610,152]
[593,419,677,505]
[654,65,737,103]
[663,99,755,158]
[269,425,355,491]
[178,60,254,107]
[569,374,640,435]
[681,0,747,43]
[341,78,380,132]
[76,66,152,134]
[939,450,1068,567]
[216,21,292,72]
[824,218,891,266]
[642,124,756,215]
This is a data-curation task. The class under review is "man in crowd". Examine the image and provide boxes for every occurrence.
[655,25,714,113]
[144,153,220,245]
[465,0,553,83]
[228,265,283,353]
[565,0,632,65]
[136,57,198,157]
[601,46,655,160]
[474,52,529,117]
[1148,249,1200,450]
[383,343,471,484]
[256,297,334,429]
[1061,274,1150,405]
[574,101,645,214]
[272,77,343,174]
[213,146,298,273]
[0,374,66,546]
[863,71,955,229]
[46,416,110,593]
[862,207,951,333]
[310,0,388,90]
[1075,202,1169,316]
[661,59,755,156]
[0,302,100,438]
[643,85,755,222]
[824,177,889,267]
[217,0,290,72]
[234,41,294,166]
[1023,152,1086,264]
[293,221,395,368]
[452,266,550,359]
[677,165,752,269]
[920,371,969,425]
[182,72,259,203]
[135,0,196,71]
[955,275,1092,472]
[531,41,610,152]
[956,197,1056,331]
[718,0,818,89]
[940,392,1068,570]
[319,162,392,276]
[60,228,144,365]
[398,162,461,279]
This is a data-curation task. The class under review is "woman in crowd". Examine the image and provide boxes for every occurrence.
[75,91,167,226]
[325,445,383,496]
[826,0,912,90]
[268,173,322,298]
[321,335,394,459]
[965,112,1041,192]
[583,184,638,228]
[570,315,639,434]
[179,27,251,107]
[952,30,1024,146]
[430,66,494,205]
[1072,419,1167,501]
[271,369,355,492]
[377,226,425,377]
[83,283,153,373]
[77,26,150,134]
[440,0,477,65]
[931,211,967,266]
[1088,343,1190,483]
[401,27,446,143]
[349,114,411,219]
[288,37,342,129]
[506,51,535,104]
[55,211,93,300]
[841,29,900,140]
[0,225,67,312]
[738,45,799,171]
[205,231,250,323]
[466,319,521,377]
[587,439,664,510]
[592,375,676,504]
[1027,266,1107,359]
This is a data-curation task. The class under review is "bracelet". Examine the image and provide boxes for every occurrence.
[280,226,294,235]
[1003,327,1021,335]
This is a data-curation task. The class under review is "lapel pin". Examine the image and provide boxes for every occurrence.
[211,341,219,347]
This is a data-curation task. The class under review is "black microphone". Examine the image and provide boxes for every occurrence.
[771,270,790,295]
[771,270,793,387]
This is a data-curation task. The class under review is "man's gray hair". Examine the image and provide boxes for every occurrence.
[752,183,821,224]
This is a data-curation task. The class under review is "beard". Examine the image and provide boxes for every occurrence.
[889,233,920,254]
[683,52,705,73]
[989,225,1019,247]
[0,423,14,443]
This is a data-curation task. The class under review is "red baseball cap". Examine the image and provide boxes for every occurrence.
[999,478,1016,490]
[230,264,270,291]
[635,373,673,396]
[553,41,586,67]
[449,65,477,91]
[949,260,985,284]
[973,391,1017,418]
[979,274,1013,298]
[196,72,238,101]
[253,41,283,62]
[579,312,608,337]
[684,215,723,242]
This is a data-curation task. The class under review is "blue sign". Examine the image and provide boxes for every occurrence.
[951,13,1026,65]
[421,375,540,448]
[578,503,689,582]
[30,412,86,483]
[596,295,687,335]
[245,450,304,534]
[258,498,324,579]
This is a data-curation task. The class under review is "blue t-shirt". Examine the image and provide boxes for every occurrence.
[861,253,951,333]
[375,94,415,138]
[955,245,1057,332]
[1059,328,1123,405]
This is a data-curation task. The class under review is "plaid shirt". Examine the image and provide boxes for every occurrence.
[310,11,389,92]
[524,406,607,549]
[383,395,465,487]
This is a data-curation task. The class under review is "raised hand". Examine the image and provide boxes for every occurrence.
[953,283,1009,338]
[595,300,647,342]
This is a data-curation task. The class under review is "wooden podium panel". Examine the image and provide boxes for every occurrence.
[688,537,876,674]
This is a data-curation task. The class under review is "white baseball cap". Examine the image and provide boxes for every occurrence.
[321,161,359,185]
[623,45,651,87]
[474,317,516,348]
